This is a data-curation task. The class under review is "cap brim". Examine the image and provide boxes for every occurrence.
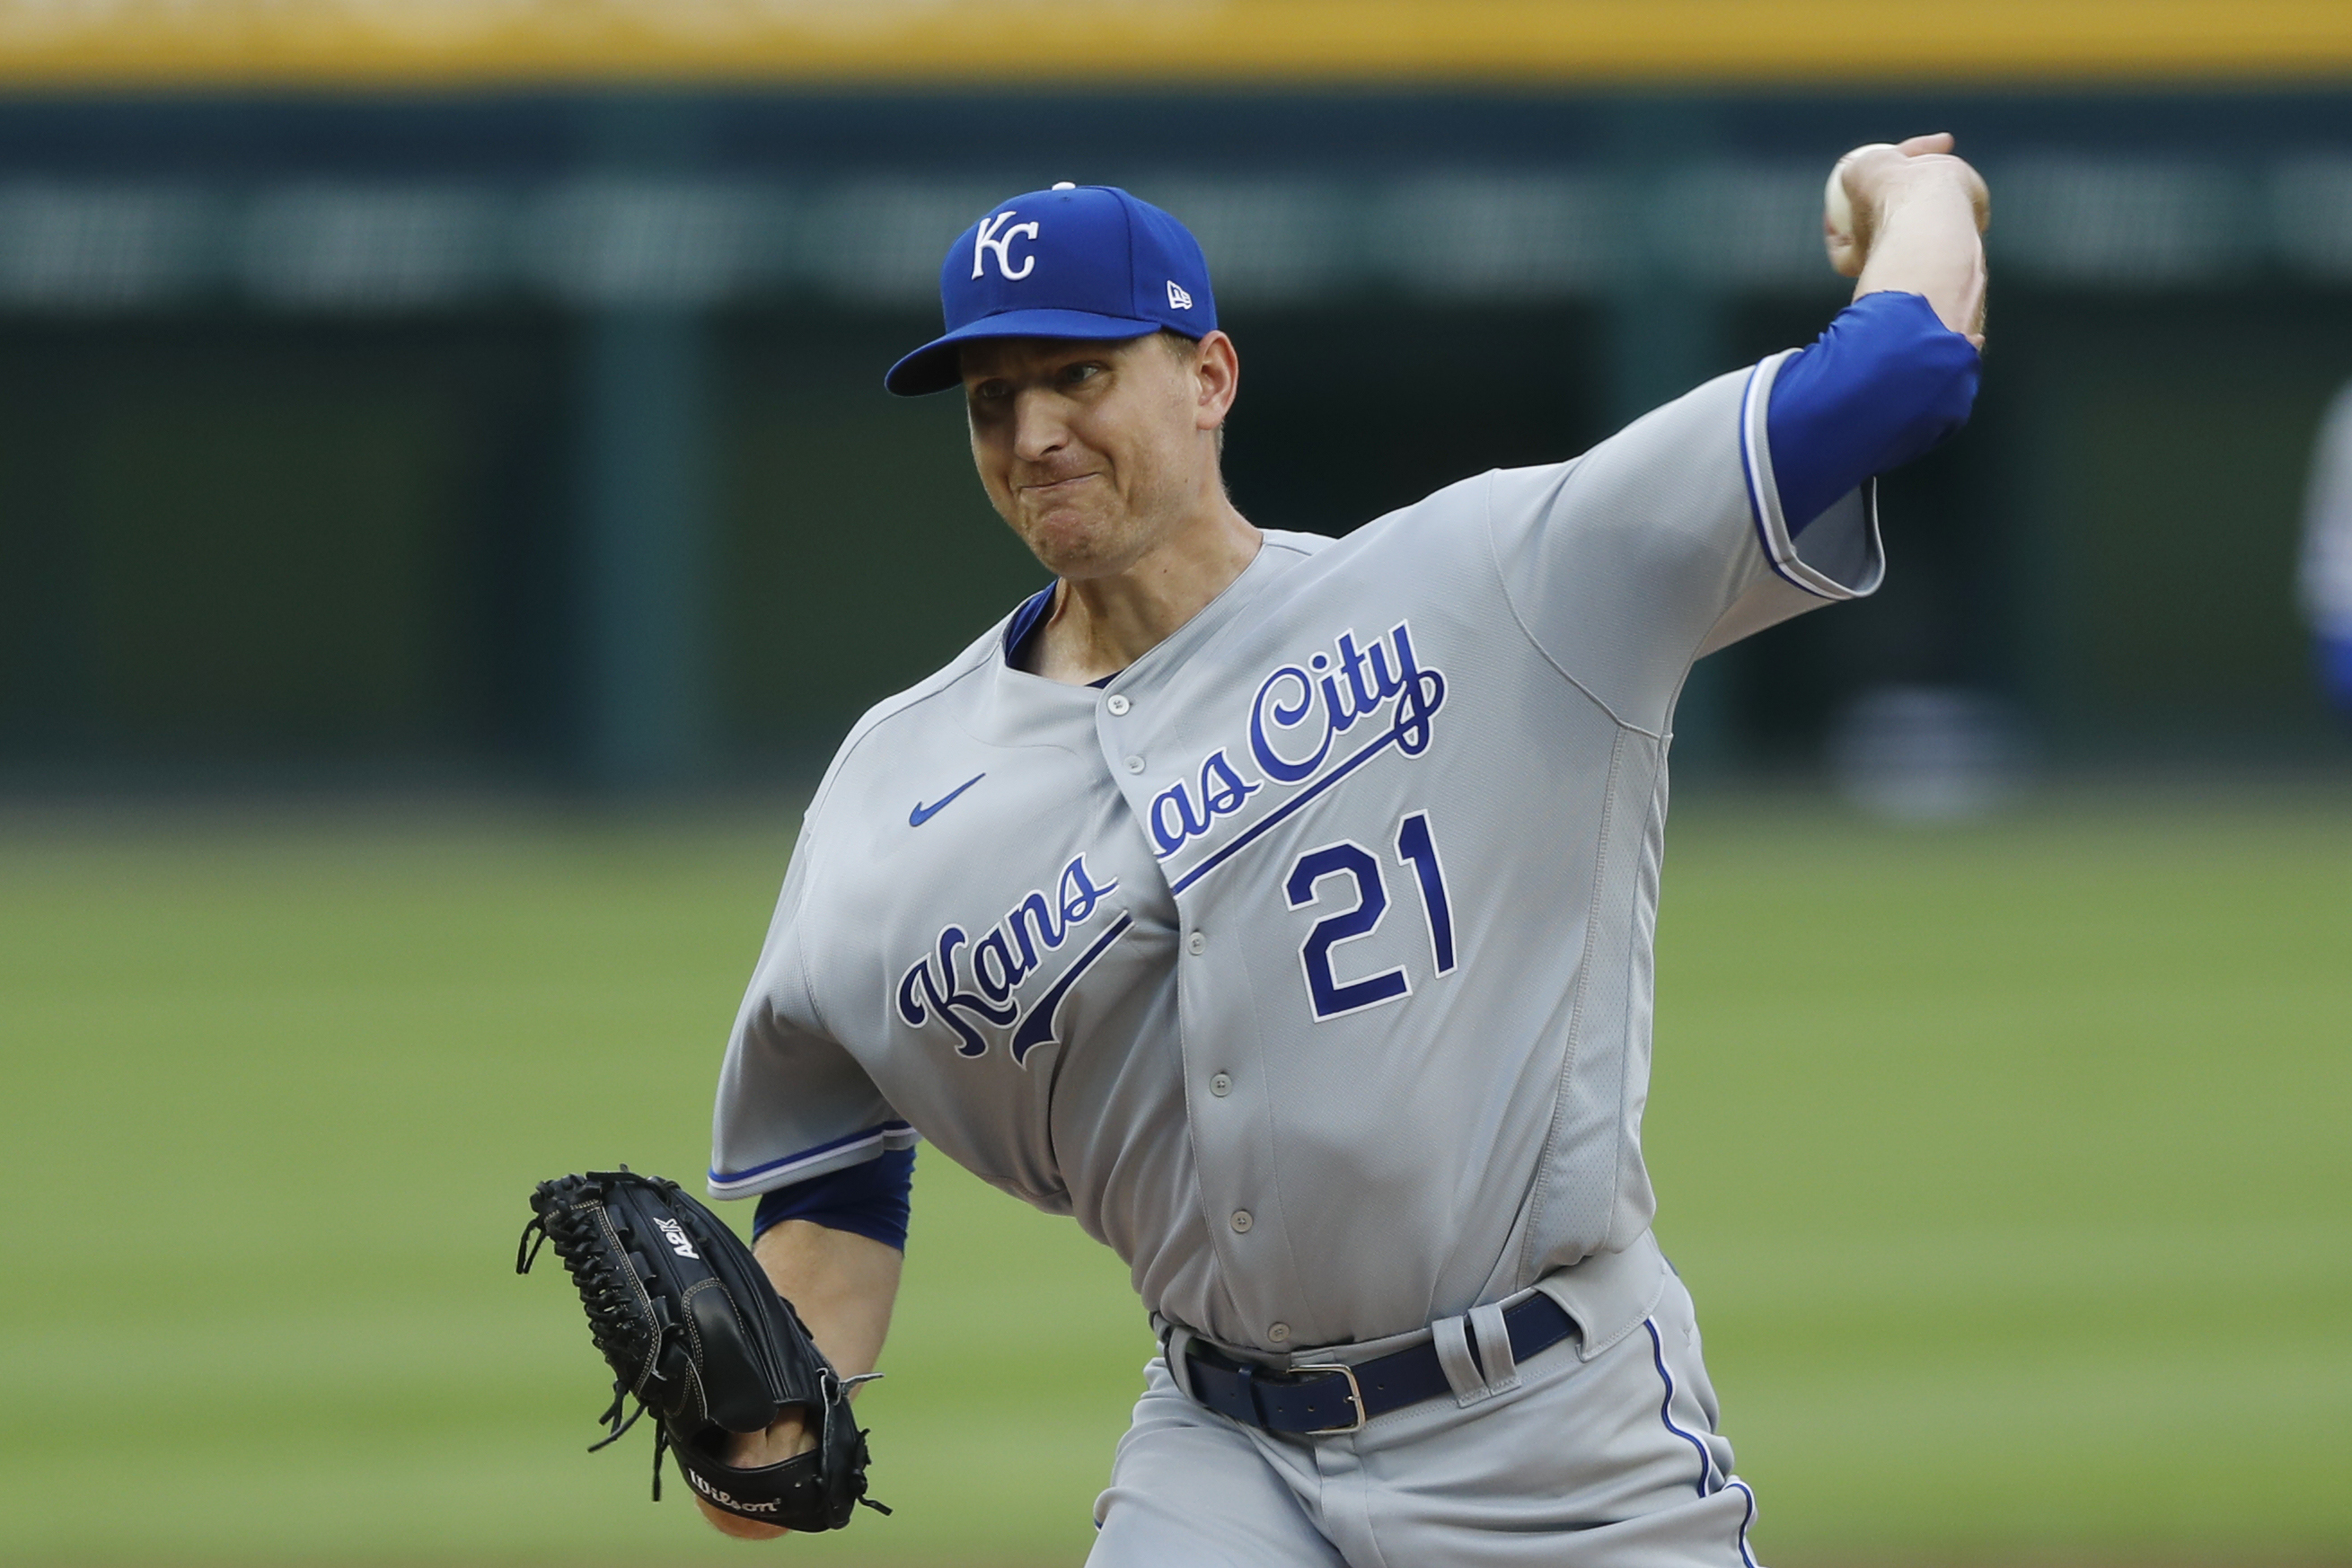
[884,307,1167,396]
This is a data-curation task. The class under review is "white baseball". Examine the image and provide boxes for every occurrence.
[1825,142,1899,234]
[1823,142,1899,274]
[1823,162,1854,235]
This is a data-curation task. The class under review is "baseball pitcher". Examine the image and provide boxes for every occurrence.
[700,138,1989,1564]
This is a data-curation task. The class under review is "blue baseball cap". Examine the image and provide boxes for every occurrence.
[885,183,1218,396]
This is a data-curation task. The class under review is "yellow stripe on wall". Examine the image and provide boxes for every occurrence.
[0,0,2347,89]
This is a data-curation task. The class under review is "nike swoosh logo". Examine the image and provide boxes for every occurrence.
[909,773,986,827]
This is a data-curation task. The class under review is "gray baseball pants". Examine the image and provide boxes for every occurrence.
[1089,1241,1760,1568]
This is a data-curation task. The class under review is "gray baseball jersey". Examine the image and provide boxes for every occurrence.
[710,353,1880,1355]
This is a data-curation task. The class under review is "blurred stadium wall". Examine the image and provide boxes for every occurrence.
[1,1,2350,790]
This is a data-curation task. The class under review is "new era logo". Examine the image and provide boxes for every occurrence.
[1167,279,1194,310]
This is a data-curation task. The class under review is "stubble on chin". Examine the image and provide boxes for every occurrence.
[1024,515,1139,579]
[1009,487,1148,580]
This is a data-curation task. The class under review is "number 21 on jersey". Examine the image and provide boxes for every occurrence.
[1282,809,1457,1021]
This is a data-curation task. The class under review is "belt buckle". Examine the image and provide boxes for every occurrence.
[1287,1361,1366,1434]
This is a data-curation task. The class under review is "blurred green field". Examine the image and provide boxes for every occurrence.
[2,788,2347,1566]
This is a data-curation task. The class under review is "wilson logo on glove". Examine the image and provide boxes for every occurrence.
[688,1473,780,1512]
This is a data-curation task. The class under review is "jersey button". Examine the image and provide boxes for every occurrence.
[1106,693,1131,715]
[1123,754,1145,773]
[1210,1071,1232,1097]
[1229,1210,1253,1234]
[1267,1323,1291,1344]
[1186,931,1206,956]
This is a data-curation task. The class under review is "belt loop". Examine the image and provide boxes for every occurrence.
[1162,1325,1201,1402]
[1468,1301,1521,1395]
[1430,1313,1491,1405]
[1232,1360,1264,1425]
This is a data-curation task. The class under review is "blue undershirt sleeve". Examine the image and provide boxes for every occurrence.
[752,1144,915,1252]
[1767,290,1982,536]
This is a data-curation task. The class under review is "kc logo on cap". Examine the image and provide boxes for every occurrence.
[973,211,1041,282]
[885,183,1219,397]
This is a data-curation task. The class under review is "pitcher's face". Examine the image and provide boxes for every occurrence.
[962,333,1229,580]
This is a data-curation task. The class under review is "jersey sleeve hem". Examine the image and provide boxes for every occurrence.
[708,1120,921,1200]
[1740,349,1887,601]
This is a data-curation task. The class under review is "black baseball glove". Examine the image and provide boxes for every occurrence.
[516,1167,886,1532]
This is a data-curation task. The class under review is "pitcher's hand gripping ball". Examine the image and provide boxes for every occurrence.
[516,1169,886,1531]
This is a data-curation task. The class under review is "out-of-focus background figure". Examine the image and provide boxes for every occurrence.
[2304,378,2352,717]
[2,5,2348,1568]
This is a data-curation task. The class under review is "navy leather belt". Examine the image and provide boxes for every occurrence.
[1179,1292,1577,1435]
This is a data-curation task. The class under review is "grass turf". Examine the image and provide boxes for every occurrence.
[1,788,2345,1564]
